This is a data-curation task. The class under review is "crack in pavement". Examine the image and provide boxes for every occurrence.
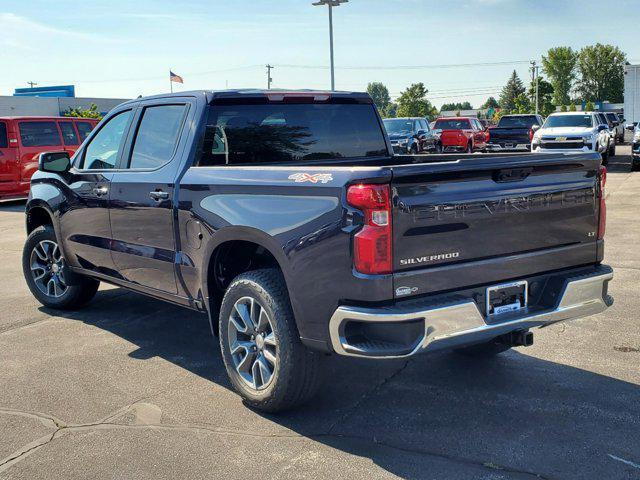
[326,359,411,435]
[0,408,553,479]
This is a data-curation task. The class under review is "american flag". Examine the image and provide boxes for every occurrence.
[170,71,183,84]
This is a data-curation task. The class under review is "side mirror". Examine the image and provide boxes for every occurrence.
[597,125,607,132]
[531,124,541,132]
[627,124,637,131]
[416,129,426,136]
[39,151,71,173]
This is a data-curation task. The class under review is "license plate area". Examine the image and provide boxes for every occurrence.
[486,280,527,316]
[505,143,514,149]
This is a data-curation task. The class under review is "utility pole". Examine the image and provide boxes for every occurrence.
[266,64,274,90]
[312,0,348,91]
[530,61,540,115]
[27,81,37,89]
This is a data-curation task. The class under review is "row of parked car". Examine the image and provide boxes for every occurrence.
[383,110,636,168]
[0,116,99,200]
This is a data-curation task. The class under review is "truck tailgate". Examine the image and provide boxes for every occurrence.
[390,153,602,297]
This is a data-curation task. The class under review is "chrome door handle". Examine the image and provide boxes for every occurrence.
[92,186,108,196]
[149,190,169,201]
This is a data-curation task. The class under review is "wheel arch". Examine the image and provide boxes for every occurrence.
[201,227,295,336]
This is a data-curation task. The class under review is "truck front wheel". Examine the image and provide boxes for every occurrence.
[22,225,99,309]
[219,269,324,412]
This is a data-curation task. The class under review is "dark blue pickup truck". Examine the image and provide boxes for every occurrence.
[22,90,613,412]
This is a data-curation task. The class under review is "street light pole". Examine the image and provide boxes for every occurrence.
[312,0,348,91]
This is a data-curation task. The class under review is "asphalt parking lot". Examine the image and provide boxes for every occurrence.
[0,147,639,480]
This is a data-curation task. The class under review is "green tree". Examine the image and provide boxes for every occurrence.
[513,93,533,114]
[440,101,473,111]
[541,47,578,106]
[585,100,595,111]
[382,102,398,118]
[481,97,500,109]
[62,103,102,119]
[396,83,437,119]
[366,82,391,114]
[528,76,555,116]
[499,70,526,112]
[560,104,567,112]
[577,43,627,102]
[569,103,577,112]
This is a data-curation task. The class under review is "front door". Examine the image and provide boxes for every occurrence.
[109,101,191,294]
[59,108,135,275]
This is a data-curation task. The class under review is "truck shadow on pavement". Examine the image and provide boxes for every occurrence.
[42,286,640,480]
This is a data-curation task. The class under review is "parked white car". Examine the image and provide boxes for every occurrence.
[531,112,611,163]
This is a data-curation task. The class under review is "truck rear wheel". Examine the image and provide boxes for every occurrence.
[219,269,324,412]
[22,225,99,310]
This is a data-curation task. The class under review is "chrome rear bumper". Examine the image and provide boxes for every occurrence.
[329,268,613,358]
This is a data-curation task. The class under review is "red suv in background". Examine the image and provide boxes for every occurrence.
[0,116,98,200]
[433,117,489,153]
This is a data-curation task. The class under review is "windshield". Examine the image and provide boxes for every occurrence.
[544,115,593,129]
[498,116,539,128]
[434,119,471,130]
[383,119,414,135]
[199,103,388,165]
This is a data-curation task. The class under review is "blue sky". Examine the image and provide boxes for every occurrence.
[1,0,639,108]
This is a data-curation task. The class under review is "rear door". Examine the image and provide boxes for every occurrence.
[0,120,17,183]
[17,120,63,183]
[109,99,192,293]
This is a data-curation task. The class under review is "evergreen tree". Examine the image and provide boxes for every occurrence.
[499,70,526,112]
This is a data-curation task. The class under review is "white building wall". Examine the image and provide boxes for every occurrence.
[624,64,640,124]
[0,96,128,117]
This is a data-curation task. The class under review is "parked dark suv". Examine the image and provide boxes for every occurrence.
[383,117,441,154]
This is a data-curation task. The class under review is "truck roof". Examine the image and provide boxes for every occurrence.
[120,89,373,107]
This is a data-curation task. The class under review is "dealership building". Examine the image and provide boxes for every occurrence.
[0,85,128,117]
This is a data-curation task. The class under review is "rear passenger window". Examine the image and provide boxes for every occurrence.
[75,122,94,142]
[0,122,7,148]
[18,121,61,147]
[129,104,187,169]
[59,121,79,145]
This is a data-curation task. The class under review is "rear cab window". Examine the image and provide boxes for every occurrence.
[434,119,471,130]
[0,122,7,148]
[498,116,539,128]
[127,104,188,169]
[198,102,387,166]
[18,121,62,147]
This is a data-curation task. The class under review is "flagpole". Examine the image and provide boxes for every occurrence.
[170,70,173,93]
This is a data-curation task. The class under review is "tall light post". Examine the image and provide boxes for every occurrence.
[312,0,347,91]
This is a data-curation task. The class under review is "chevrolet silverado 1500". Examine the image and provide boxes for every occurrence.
[22,90,613,412]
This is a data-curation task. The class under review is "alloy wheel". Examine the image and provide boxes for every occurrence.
[228,296,278,390]
[30,240,68,298]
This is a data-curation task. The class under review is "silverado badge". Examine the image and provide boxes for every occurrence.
[288,173,333,184]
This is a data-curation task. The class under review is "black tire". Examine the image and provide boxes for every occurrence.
[632,157,640,171]
[409,143,419,155]
[433,142,443,154]
[600,144,609,165]
[608,140,615,157]
[454,337,512,358]
[466,141,473,153]
[219,269,324,412]
[22,225,99,309]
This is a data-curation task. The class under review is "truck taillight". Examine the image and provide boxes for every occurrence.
[598,166,606,240]
[347,184,392,275]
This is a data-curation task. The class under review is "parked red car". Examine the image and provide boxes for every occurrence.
[0,116,98,200]
[433,117,489,153]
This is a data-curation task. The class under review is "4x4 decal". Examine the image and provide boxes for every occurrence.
[288,173,333,184]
